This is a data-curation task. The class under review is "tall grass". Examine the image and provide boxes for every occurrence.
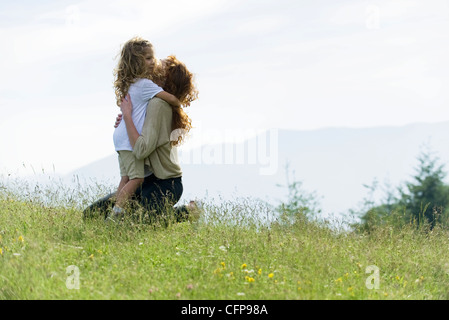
[1,175,449,300]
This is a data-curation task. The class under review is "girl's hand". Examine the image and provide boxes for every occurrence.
[114,114,122,128]
[120,94,133,116]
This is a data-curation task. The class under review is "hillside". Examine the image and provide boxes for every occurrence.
[2,194,449,300]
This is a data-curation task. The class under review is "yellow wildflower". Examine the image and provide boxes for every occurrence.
[88,254,94,259]
[241,263,247,269]
[245,276,255,282]
[0,248,2,255]
[220,262,226,268]
[18,236,24,243]
[258,269,262,275]
[335,277,343,284]
[268,273,274,278]
[347,287,354,297]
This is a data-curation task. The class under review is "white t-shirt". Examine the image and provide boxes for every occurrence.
[113,78,163,151]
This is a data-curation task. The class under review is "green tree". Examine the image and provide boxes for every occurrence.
[398,147,449,227]
[360,146,449,230]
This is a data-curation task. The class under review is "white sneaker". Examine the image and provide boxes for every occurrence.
[105,206,124,224]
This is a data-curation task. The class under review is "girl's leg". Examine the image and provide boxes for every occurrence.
[115,178,144,209]
[117,176,129,195]
[106,176,131,221]
[106,178,144,223]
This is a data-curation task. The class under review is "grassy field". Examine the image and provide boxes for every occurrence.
[1,179,449,300]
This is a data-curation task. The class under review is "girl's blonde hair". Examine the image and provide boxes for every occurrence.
[113,37,163,106]
[163,55,199,146]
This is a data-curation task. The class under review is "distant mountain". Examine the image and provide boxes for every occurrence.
[67,121,449,218]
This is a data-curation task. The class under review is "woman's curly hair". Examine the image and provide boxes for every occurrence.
[163,55,199,146]
[113,37,163,106]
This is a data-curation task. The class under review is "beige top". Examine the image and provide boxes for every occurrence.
[132,97,182,179]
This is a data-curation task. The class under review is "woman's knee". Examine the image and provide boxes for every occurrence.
[83,192,116,219]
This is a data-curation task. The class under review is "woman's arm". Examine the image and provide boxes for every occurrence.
[120,95,140,148]
[121,95,167,160]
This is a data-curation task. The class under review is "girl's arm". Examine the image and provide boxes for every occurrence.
[142,79,181,107]
[114,113,122,128]
[155,91,181,107]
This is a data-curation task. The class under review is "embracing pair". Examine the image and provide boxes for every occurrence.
[84,37,199,222]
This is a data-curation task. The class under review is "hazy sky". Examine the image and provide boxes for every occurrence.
[1,0,449,176]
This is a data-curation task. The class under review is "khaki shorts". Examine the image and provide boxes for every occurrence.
[118,150,145,179]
